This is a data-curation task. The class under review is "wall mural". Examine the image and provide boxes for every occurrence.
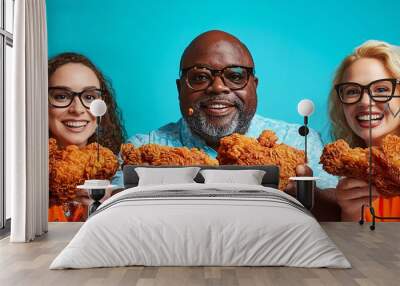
[46,1,400,223]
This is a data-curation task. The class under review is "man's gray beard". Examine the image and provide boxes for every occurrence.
[185,108,255,145]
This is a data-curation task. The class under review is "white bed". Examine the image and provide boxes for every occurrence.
[50,183,350,269]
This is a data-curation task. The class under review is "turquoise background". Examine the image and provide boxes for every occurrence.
[46,0,400,143]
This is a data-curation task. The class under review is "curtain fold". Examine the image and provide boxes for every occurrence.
[8,0,48,242]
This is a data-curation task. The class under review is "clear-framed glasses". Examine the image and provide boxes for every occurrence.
[335,78,400,104]
[180,65,255,91]
[48,87,103,109]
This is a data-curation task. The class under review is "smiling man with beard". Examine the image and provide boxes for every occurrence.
[177,31,257,150]
[123,30,340,219]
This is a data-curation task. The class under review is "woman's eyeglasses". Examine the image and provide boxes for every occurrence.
[48,87,103,109]
[180,65,255,91]
[335,78,400,104]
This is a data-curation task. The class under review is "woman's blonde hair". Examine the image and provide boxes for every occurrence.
[328,40,400,147]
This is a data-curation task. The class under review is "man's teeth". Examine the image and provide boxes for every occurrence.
[356,114,383,121]
[63,121,88,128]
[206,104,232,109]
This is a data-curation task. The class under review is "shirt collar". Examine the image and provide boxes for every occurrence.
[244,114,264,138]
[179,118,217,157]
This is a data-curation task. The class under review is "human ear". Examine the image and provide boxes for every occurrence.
[176,79,181,95]
[254,76,259,88]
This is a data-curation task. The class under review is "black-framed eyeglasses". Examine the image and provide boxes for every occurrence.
[335,78,400,104]
[180,65,255,91]
[48,87,104,109]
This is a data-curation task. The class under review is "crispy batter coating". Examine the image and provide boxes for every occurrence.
[121,143,219,166]
[49,138,119,202]
[217,130,305,190]
[320,139,369,179]
[320,136,400,196]
[372,135,400,191]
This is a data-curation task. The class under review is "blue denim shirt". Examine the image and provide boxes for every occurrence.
[112,114,337,189]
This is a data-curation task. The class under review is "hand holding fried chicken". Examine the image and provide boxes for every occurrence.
[49,138,119,203]
[320,135,400,196]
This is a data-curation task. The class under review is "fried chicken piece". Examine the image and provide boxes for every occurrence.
[121,143,219,166]
[49,138,58,177]
[49,139,119,202]
[217,130,305,190]
[257,129,278,148]
[120,143,142,165]
[49,137,58,157]
[320,139,369,179]
[371,135,400,194]
[320,137,400,196]
[83,143,120,179]
[49,141,89,202]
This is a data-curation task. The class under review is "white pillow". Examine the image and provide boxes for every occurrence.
[200,169,266,185]
[136,167,201,186]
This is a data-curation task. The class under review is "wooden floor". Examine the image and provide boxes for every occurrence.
[0,222,399,286]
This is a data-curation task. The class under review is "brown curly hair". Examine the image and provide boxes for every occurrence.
[48,52,127,154]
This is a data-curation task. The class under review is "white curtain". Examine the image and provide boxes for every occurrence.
[7,0,48,242]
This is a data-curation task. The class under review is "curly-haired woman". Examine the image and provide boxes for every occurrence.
[48,52,126,221]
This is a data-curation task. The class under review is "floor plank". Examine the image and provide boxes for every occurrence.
[0,222,399,286]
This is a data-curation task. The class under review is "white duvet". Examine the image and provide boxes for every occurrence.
[50,183,351,269]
